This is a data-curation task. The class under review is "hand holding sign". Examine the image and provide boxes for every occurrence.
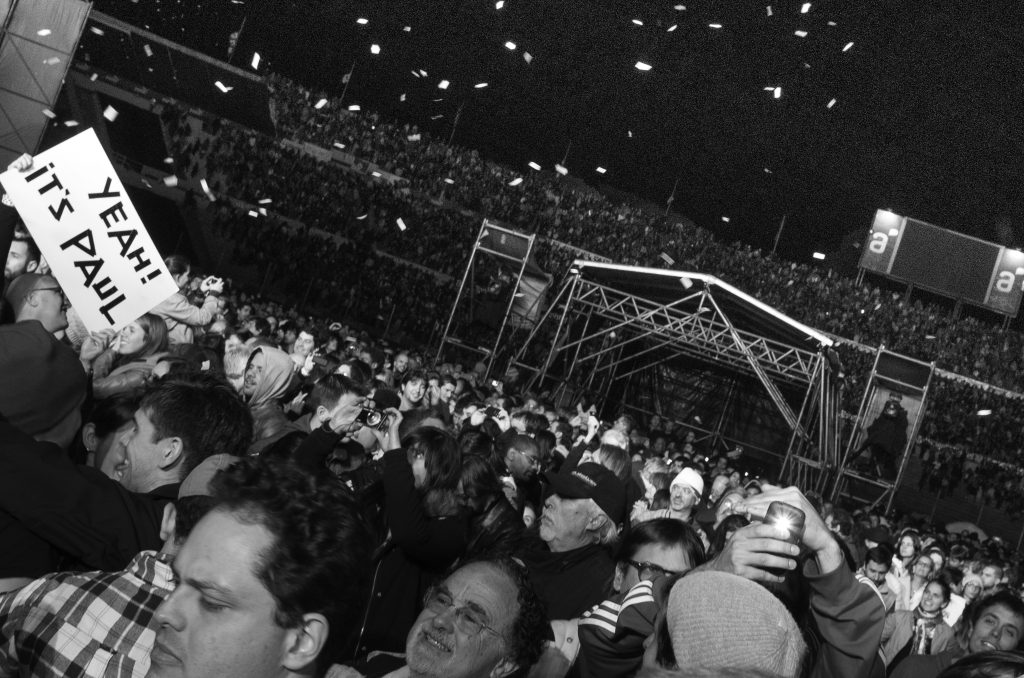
[0,129,178,333]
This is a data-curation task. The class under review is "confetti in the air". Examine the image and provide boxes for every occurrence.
[667,24,678,32]
[404,26,411,32]
[371,44,380,54]
[827,21,837,26]
[251,52,261,69]
[215,81,233,93]
[505,41,517,50]
[794,30,808,37]
[408,133,421,141]
[258,198,272,204]
[90,27,105,35]
[314,98,328,109]
[438,80,450,90]
[812,252,825,260]
[163,157,174,164]
[596,166,607,174]
[555,164,568,176]
[411,70,421,78]
[444,178,455,184]
[144,44,153,57]
[774,86,782,99]
[348,104,361,111]
[42,109,56,119]
[200,178,215,200]
[248,210,258,217]
[843,41,854,52]
[475,82,488,88]
[64,120,79,127]
[37,29,52,37]
[400,93,406,101]
[356,17,368,25]
[632,19,643,26]
[90,73,98,81]
[529,162,541,170]
[397,218,407,231]
[635,61,652,71]
[801,3,811,13]
[356,213,368,220]
[333,142,345,149]
[764,167,772,173]
[419,69,428,76]
[508,177,523,186]
[709,23,723,29]
[674,4,685,9]
[721,216,730,222]
[496,0,504,8]
[103,105,118,121]
[431,114,443,120]
[660,252,675,265]
[827,98,837,108]
[628,130,633,138]
[523,52,533,64]
[162,175,178,187]
[766,6,773,16]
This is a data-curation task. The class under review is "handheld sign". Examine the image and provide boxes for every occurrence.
[0,128,177,333]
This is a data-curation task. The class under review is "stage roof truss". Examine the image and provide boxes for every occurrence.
[564,278,822,388]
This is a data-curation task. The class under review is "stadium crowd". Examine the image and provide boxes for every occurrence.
[5,65,1024,677]
[4,185,1024,675]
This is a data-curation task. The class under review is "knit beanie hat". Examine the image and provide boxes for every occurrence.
[670,467,704,497]
[0,320,86,444]
[666,571,807,676]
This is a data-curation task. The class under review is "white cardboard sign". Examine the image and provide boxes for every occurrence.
[0,128,177,332]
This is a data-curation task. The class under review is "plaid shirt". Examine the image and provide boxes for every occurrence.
[0,550,174,677]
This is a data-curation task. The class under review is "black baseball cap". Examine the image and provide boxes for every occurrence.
[545,462,626,525]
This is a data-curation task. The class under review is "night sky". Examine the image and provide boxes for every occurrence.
[96,0,1024,264]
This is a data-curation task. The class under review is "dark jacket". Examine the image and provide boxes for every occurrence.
[354,448,468,657]
[519,537,616,620]
[0,417,176,575]
[804,553,887,678]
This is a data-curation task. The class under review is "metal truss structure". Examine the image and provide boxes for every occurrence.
[510,261,843,489]
[830,347,934,512]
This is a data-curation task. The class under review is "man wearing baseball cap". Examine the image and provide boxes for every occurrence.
[0,454,238,676]
[517,462,627,619]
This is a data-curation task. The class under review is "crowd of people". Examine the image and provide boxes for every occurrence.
[6,55,1024,676]
[4,178,1024,675]
[153,74,1024,466]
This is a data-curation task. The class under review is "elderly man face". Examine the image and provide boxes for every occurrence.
[405,562,518,678]
[539,494,595,553]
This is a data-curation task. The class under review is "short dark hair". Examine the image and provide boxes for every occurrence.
[617,518,708,570]
[210,456,373,670]
[957,591,1024,651]
[307,374,366,413]
[865,546,893,569]
[170,495,217,544]
[163,254,190,277]
[141,372,253,478]
[85,393,140,437]
[12,228,40,265]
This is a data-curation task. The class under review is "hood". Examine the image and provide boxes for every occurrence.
[245,346,295,408]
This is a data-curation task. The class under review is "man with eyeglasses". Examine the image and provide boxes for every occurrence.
[344,559,548,678]
[575,518,707,678]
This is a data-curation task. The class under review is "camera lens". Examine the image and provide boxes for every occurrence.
[365,409,382,426]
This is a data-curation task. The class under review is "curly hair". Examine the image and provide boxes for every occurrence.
[210,456,374,670]
[141,371,253,477]
[456,558,549,676]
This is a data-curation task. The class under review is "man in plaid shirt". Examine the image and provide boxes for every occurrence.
[0,455,236,677]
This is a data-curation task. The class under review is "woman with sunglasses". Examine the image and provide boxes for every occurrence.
[574,518,706,678]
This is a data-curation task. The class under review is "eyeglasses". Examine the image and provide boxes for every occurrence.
[422,586,501,637]
[31,286,65,299]
[626,560,687,581]
[513,448,541,469]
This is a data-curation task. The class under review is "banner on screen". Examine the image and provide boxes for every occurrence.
[0,128,177,332]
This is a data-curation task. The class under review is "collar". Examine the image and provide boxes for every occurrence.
[126,550,176,592]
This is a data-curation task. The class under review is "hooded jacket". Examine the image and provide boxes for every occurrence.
[244,346,298,455]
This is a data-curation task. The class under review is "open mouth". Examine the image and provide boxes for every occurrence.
[422,630,452,653]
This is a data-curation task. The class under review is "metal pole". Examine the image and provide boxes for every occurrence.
[664,177,679,217]
[448,101,465,147]
[560,141,572,166]
[771,214,787,256]
[339,62,356,104]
